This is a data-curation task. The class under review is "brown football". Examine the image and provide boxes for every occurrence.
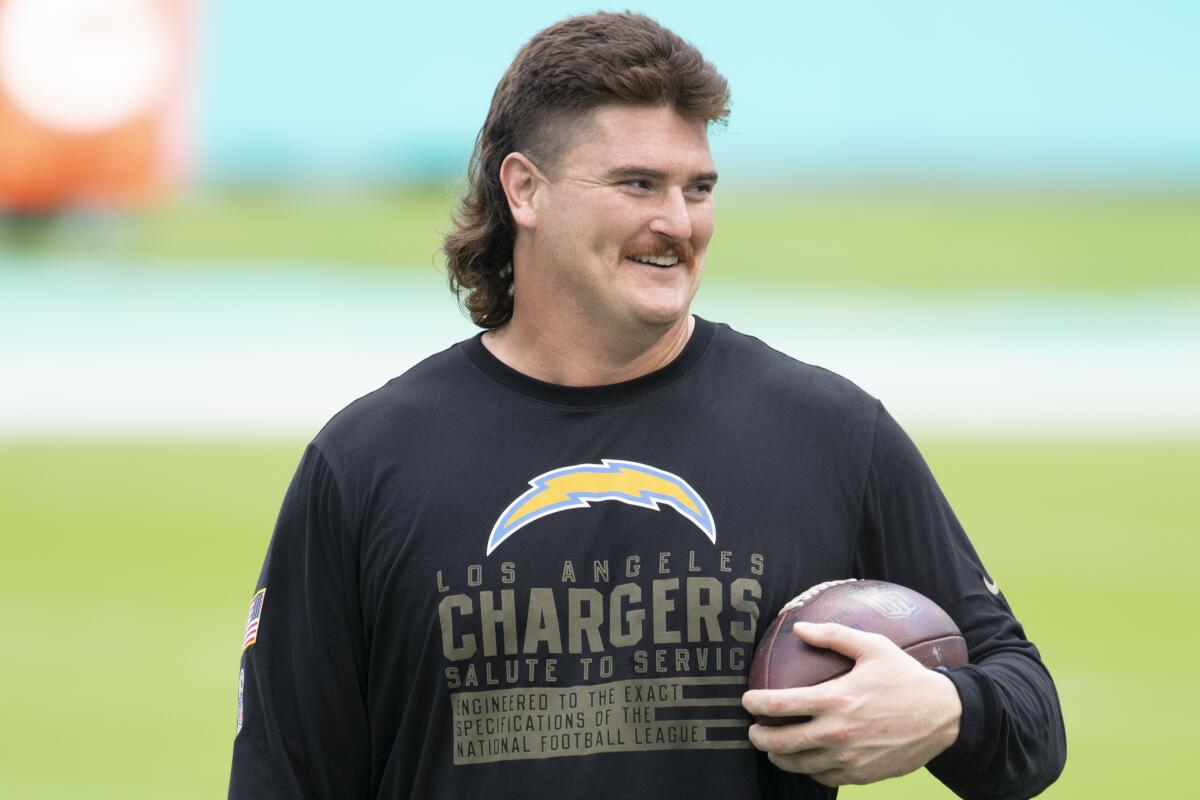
[748,579,968,725]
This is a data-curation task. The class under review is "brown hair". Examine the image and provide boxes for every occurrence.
[442,11,731,328]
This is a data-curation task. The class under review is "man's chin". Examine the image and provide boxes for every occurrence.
[623,299,693,330]
[605,276,700,331]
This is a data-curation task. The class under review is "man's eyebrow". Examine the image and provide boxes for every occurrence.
[604,166,719,184]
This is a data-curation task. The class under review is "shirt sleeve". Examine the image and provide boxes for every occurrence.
[852,404,1066,800]
[228,444,371,800]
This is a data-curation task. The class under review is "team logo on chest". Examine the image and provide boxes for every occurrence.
[486,459,716,555]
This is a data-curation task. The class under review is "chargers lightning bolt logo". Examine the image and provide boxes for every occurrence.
[487,460,716,555]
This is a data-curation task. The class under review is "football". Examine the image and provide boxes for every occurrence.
[748,578,968,725]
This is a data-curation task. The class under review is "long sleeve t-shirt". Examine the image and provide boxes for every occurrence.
[229,317,1066,799]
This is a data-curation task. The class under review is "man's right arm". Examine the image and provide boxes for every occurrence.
[228,444,371,799]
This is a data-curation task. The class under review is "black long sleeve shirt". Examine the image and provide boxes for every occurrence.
[229,317,1065,799]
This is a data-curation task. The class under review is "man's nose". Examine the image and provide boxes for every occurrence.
[648,187,693,241]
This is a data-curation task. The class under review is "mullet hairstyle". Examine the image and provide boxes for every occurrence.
[443,11,730,329]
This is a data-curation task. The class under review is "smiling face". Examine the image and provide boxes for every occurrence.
[517,104,718,336]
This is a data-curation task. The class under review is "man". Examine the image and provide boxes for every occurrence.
[230,12,1065,799]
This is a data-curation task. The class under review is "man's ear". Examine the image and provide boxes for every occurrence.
[499,152,544,229]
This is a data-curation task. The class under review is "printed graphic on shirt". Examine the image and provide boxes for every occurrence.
[242,588,265,652]
[437,549,766,764]
[451,676,750,764]
[236,667,244,735]
[487,460,716,555]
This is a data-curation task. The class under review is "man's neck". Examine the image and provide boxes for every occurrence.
[481,313,695,387]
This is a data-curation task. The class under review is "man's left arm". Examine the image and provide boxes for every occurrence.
[744,403,1066,800]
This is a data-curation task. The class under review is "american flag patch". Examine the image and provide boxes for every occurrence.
[242,588,266,652]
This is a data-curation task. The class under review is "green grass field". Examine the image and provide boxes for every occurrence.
[2,439,1196,798]
[3,186,1195,795]
[6,188,1200,291]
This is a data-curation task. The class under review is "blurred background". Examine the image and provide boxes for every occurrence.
[1,1,1197,797]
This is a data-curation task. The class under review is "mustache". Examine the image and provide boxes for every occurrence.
[619,238,696,267]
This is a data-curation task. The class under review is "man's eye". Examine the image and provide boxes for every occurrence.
[688,184,714,195]
[623,179,651,190]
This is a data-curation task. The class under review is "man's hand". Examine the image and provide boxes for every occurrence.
[741,622,963,787]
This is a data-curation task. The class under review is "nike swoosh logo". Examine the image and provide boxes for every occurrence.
[983,574,1001,596]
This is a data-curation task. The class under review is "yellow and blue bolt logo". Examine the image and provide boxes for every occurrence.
[487,459,716,555]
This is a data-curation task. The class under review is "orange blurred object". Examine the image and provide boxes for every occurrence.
[0,0,190,212]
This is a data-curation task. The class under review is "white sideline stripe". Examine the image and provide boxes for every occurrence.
[2,269,1198,437]
[4,339,1196,437]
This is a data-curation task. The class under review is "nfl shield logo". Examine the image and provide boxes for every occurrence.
[852,585,921,619]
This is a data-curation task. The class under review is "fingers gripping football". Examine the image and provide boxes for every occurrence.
[792,620,895,660]
[742,622,963,786]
